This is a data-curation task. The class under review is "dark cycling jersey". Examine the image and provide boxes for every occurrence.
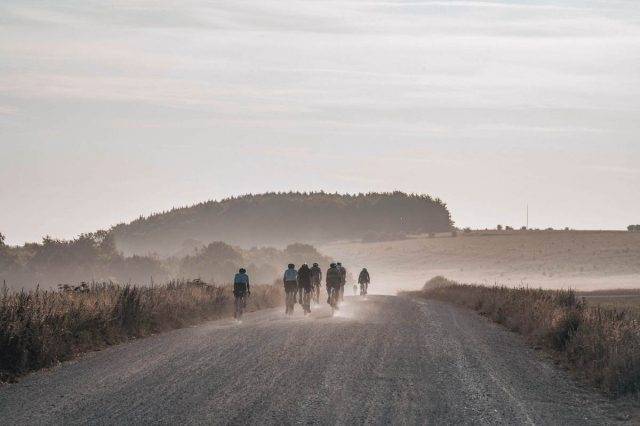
[358,269,370,284]
[233,272,250,296]
[310,265,322,285]
[326,266,341,288]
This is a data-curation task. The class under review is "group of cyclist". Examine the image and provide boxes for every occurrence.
[232,262,371,318]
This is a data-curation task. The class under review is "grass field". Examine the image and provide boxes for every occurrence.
[579,289,640,310]
[322,230,640,294]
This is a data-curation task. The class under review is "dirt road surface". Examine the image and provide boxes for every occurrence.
[0,296,627,425]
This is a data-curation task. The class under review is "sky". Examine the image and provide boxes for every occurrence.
[1,0,639,245]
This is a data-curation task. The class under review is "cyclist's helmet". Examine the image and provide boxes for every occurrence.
[239,268,246,274]
[313,262,318,267]
[288,263,295,269]
[330,262,336,268]
[337,262,342,266]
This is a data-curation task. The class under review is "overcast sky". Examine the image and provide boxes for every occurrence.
[1,0,639,245]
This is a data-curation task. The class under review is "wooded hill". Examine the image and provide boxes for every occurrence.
[110,192,453,256]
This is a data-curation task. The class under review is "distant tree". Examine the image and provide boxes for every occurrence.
[521,226,528,231]
[629,225,640,232]
[0,232,5,247]
[505,226,513,231]
[496,224,503,231]
[564,227,570,231]
[463,227,472,234]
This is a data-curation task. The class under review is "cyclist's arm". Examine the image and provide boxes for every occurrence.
[247,276,250,293]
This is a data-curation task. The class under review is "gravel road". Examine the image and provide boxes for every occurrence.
[0,296,628,425]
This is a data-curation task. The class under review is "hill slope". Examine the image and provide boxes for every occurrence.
[110,192,452,256]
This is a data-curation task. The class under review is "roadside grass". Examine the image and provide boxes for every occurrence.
[0,280,283,382]
[409,277,640,397]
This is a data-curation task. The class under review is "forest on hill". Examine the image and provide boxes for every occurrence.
[110,192,453,256]
[0,231,330,290]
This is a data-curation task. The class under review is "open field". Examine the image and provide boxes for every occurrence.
[579,289,640,310]
[322,230,640,293]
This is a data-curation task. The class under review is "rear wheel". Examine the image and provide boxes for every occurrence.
[313,285,320,304]
[302,290,311,314]
[285,291,296,315]
[234,295,245,320]
[328,287,338,316]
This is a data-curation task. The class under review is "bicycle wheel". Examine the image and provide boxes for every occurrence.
[329,288,336,316]
[234,296,242,319]
[286,291,295,315]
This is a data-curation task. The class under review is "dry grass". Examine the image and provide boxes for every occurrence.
[411,277,640,397]
[0,280,282,381]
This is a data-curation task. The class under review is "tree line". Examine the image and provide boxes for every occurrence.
[0,231,330,290]
[111,191,453,256]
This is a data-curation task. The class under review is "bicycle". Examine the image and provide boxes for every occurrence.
[234,292,247,320]
[312,283,321,305]
[360,282,368,296]
[327,286,339,316]
[302,288,312,314]
[285,290,297,315]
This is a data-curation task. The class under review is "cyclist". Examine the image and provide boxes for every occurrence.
[310,262,322,304]
[297,263,313,314]
[337,262,346,301]
[358,267,370,296]
[233,268,250,319]
[326,262,342,309]
[283,263,298,315]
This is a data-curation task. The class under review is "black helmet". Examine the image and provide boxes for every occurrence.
[330,263,336,268]
[337,262,342,266]
[313,262,318,267]
[239,268,246,274]
[288,263,295,269]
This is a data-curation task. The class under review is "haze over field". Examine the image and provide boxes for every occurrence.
[322,230,640,294]
[2,0,640,245]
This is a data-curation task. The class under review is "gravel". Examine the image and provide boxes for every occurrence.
[0,295,629,425]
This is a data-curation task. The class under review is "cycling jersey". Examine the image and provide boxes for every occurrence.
[233,272,250,295]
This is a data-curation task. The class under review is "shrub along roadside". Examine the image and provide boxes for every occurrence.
[0,280,283,381]
[409,277,640,397]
